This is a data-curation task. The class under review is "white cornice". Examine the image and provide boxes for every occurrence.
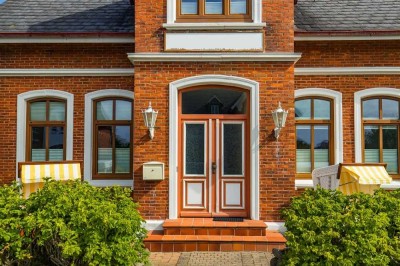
[295,67,400,76]
[0,69,134,76]
[163,22,266,30]
[128,53,302,62]
[0,36,134,44]
[295,35,400,41]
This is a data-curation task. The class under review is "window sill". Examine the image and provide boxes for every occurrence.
[163,22,266,31]
[295,179,400,190]
[87,179,133,188]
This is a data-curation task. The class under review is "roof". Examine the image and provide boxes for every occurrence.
[295,0,400,32]
[0,0,134,33]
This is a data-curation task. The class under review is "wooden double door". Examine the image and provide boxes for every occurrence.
[178,117,249,217]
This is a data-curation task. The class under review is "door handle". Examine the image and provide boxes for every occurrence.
[212,162,217,174]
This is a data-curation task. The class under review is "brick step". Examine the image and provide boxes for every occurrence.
[163,218,268,236]
[144,231,286,252]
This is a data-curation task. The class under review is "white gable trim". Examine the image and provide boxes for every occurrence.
[295,88,343,165]
[84,89,134,187]
[354,88,400,163]
[16,90,74,178]
[169,75,260,220]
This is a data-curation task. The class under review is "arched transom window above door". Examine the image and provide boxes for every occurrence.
[180,86,248,114]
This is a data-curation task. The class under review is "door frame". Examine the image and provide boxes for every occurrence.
[169,75,260,220]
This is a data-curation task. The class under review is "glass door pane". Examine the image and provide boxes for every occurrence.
[222,122,243,176]
[296,125,311,173]
[185,123,206,176]
[97,126,113,173]
[31,127,46,161]
[314,126,329,169]
[383,126,398,173]
[115,126,131,174]
[49,126,64,161]
[364,125,380,162]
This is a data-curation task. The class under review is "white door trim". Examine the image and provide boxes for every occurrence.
[169,75,260,219]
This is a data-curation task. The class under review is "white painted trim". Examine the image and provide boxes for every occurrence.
[169,75,259,220]
[128,53,302,62]
[295,88,343,165]
[166,0,262,24]
[354,88,400,163]
[16,90,74,178]
[84,89,134,187]
[381,181,400,190]
[145,220,164,231]
[0,36,134,44]
[0,69,134,77]
[295,67,400,76]
[295,179,313,189]
[163,22,266,30]
[295,35,400,41]
[265,222,286,233]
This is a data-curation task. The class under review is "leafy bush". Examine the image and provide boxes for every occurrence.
[0,184,30,265]
[0,181,148,266]
[282,188,400,265]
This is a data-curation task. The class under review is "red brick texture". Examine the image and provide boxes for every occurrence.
[0,43,134,68]
[134,1,294,52]
[133,62,296,221]
[295,40,400,67]
[0,76,134,185]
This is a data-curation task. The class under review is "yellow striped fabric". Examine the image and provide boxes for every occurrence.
[338,166,392,195]
[21,163,81,184]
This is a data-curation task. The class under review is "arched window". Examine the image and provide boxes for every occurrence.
[26,98,66,161]
[362,97,400,174]
[92,97,133,179]
[295,97,334,176]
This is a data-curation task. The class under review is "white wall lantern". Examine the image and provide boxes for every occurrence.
[142,102,158,140]
[272,102,288,140]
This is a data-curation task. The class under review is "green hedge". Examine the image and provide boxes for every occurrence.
[282,188,400,265]
[0,181,149,266]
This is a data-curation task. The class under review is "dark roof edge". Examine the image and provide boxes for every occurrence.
[295,30,400,36]
[0,32,134,36]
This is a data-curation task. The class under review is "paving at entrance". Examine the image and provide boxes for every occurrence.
[149,252,274,266]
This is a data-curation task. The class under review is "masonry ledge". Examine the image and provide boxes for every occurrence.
[163,22,266,30]
[128,53,302,62]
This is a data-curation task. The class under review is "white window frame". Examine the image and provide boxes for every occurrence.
[354,88,400,163]
[16,90,74,179]
[295,88,344,167]
[165,0,263,28]
[84,89,134,187]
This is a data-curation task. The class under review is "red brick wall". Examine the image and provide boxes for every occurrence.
[135,1,294,52]
[0,76,134,185]
[0,43,134,68]
[133,62,296,221]
[295,40,400,67]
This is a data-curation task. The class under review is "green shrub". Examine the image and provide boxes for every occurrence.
[282,188,400,265]
[0,181,149,266]
[0,183,31,265]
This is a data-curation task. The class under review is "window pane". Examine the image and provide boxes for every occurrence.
[185,123,205,175]
[31,127,46,161]
[296,125,311,173]
[182,88,247,114]
[314,99,330,120]
[30,102,46,121]
[314,126,329,169]
[181,0,198,14]
[230,0,246,14]
[115,126,131,174]
[383,126,398,173]
[223,123,243,175]
[115,100,132,120]
[206,0,222,14]
[49,102,65,121]
[382,99,399,120]
[49,126,64,161]
[363,99,379,119]
[295,99,311,120]
[97,100,113,120]
[97,126,113,173]
[364,125,380,163]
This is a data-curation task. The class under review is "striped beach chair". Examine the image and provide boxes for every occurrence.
[18,161,82,198]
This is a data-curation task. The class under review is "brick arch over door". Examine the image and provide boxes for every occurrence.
[169,75,260,219]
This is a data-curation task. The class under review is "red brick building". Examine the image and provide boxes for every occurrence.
[1,0,399,234]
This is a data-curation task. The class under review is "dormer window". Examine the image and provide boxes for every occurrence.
[177,0,252,22]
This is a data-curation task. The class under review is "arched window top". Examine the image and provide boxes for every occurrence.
[295,96,333,121]
[95,97,133,121]
[362,96,399,120]
[181,86,248,114]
